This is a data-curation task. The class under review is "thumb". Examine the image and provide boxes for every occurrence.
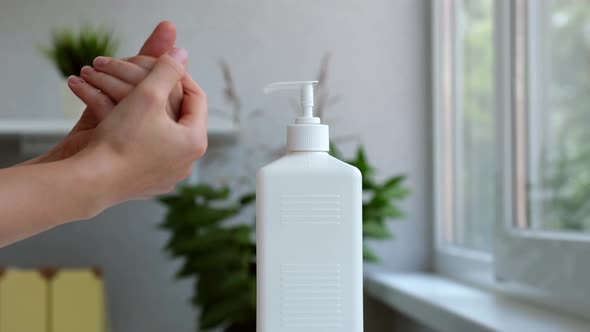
[138,21,176,57]
[135,48,188,103]
[178,74,207,130]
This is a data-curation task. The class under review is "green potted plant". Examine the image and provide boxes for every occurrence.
[159,56,410,332]
[41,25,118,118]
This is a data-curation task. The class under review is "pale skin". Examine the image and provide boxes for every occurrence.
[0,22,208,247]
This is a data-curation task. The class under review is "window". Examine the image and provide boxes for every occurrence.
[523,0,590,233]
[434,0,497,260]
[434,0,590,318]
[437,0,496,253]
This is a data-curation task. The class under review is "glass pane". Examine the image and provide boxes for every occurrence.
[527,1,590,232]
[451,0,496,251]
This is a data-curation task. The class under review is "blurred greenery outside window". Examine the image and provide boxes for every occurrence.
[439,0,496,253]
[439,0,590,255]
[525,0,590,233]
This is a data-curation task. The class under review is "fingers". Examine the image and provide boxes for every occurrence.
[138,21,176,57]
[178,75,208,158]
[133,48,188,106]
[178,74,207,128]
[67,76,114,121]
[80,65,133,102]
[93,56,150,85]
[125,56,157,71]
[123,55,183,119]
[121,55,183,120]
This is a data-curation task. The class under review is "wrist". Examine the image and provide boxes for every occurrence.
[66,146,123,220]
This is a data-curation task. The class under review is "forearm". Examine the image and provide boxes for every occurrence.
[0,154,111,247]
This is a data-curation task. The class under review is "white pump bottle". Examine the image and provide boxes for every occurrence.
[256,81,363,332]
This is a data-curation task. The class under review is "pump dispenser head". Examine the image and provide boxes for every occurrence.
[264,81,329,152]
[264,81,319,124]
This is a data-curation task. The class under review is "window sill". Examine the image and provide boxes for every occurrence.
[364,272,590,332]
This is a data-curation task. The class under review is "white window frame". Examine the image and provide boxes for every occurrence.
[433,0,590,320]
[433,0,495,286]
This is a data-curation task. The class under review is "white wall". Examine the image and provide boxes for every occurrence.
[0,0,431,331]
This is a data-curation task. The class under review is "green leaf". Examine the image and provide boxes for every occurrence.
[329,141,343,159]
[239,192,256,205]
[225,322,256,332]
[196,268,254,307]
[194,248,249,271]
[198,206,240,225]
[364,192,405,220]
[199,292,252,329]
[368,192,391,209]
[381,185,411,199]
[362,177,379,191]
[381,204,405,219]
[177,251,242,277]
[363,204,404,221]
[157,195,187,207]
[363,244,380,262]
[161,205,240,229]
[380,175,410,198]
[349,146,374,176]
[219,271,252,293]
[40,26,117,77]
[363,222,393,239]
[180,184,231,200]
[166,225,252,256]
[382,175,405,190]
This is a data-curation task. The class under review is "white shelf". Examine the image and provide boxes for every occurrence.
[0,119,76,136]
[0,118,238,140]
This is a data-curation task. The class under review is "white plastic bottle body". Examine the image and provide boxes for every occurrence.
[256,152,363,332]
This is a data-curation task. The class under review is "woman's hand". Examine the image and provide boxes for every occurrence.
[19,21,179,165]
[69,55,182,122]
[76,49,208,203]
[0,22,207,248]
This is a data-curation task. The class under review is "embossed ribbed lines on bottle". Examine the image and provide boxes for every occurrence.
[280,264,342,328]
[281,194,342,224]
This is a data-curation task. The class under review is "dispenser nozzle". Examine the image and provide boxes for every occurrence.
[264,81,319,123]
[264,80,328,151]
